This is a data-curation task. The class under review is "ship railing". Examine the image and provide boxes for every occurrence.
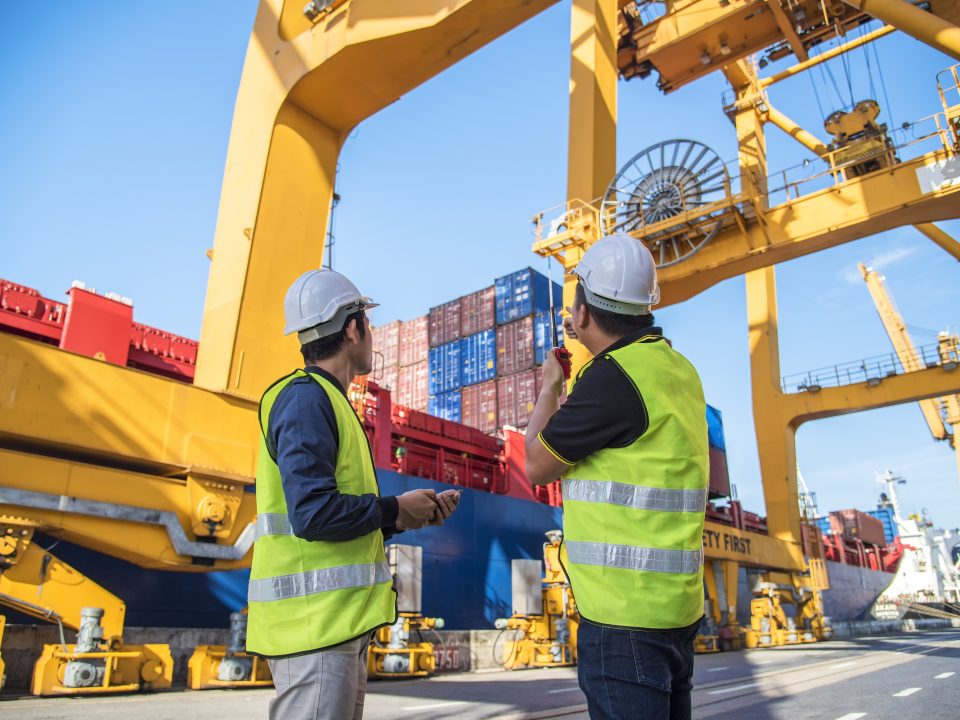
[781,341,950,394]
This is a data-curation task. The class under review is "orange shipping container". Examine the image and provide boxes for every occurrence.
[461,380,498,434]
[396,360,429,412]
[398,316,428,367]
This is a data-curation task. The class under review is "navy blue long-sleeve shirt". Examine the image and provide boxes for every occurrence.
[266,367,399,542]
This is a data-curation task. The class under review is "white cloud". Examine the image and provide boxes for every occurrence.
[843,246,919,284]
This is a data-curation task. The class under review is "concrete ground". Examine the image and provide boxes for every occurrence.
[2,629,958,719]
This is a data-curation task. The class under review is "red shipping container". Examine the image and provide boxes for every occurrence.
[496,316,534,377]
[428,299,462,347]
[708,446,731,498]
[497,370,538,428]
[460,286,495,336]
[398,316,428,367]
[396,360,429,411]
[461,380,498,434]
[373,320,400,368]
[833,509,886,546]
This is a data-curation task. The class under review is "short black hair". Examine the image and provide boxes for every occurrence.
[574,282,654,336]
[300,309,367,365]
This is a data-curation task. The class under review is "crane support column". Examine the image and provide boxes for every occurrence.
[841,0,960,62]
[746,266,802,545]
[915,222,960,261]
[564,0,618,375]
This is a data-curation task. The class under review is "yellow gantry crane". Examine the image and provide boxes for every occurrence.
[860,262,960,474]
[2,0,960,695]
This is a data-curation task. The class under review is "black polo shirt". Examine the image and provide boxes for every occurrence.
[538,328,666,465]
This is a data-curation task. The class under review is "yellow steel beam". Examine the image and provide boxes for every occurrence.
[747,266,801,544]
[194,0,557,399]
[759,25,896,88]
[764,105,830,156]
[767,0,809,62]
[842,0,960,62]
[703,521,805,571]
[564,0,619,376]
[782,364,960,424]
[657,148,960,307]
[859,262,950,440]
[0,541,126,641]
[915,221,960,260]
[0,448,255,570]
[0,334,259,478]
[747,264,960,544]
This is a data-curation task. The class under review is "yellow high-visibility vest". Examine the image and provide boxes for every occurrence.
[246,369,396,656]
[560,337,708,628]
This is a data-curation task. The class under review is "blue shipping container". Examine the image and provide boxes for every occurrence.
[867,507,898,544]
[460,329,497,386]
[495,267,562,325]
[816,517,832,536]
[534,310,565,365]
[706,405,726,451]
[428,341,461,394]
[428,390,461,422]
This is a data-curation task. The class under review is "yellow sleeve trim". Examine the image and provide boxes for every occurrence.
[537,433,574,465]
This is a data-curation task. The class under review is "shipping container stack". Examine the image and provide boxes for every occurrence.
[417,269,561,434]
[375,268,562,435]
[495,268,563,430]
[373,316,429,412]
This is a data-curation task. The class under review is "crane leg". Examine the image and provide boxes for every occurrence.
[0,519,172,695]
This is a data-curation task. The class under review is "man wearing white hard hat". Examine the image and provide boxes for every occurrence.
[246,268,460,720]
[525,234,708,720]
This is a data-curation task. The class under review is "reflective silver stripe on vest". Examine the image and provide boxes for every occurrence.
[563,479,707,513]
[255,513,294,539]
[565,540,703,575]
[248,561,393,603]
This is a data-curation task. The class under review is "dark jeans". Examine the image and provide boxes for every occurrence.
[577,615,701,720]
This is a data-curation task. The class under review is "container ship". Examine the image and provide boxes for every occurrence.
[0,270,904,631]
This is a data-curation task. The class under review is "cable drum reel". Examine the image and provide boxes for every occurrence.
[601,139,732,268]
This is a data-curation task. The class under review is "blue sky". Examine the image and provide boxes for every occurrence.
[2,2,958,529]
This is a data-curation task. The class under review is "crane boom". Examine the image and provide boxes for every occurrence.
[859,262,954,443]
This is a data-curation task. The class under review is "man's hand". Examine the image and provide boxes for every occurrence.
[541,346,567,397]
[562,306,578,340]
[396,489,439,530]
[428,489,461,526]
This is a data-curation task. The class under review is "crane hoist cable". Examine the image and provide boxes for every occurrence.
[859,23,880,108]
[871,36,897,132]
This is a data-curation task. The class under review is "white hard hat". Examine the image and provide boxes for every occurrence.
[574,233,660,315]
[283,269,378,344]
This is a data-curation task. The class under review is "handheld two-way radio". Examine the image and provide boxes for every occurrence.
[546,258,572,380]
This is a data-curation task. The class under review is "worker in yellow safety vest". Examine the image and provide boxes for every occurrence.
[525,234,708,720]
[247,268,461,720]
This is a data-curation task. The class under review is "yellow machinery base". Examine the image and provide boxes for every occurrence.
[501,638,576,670]
[31,642,173,696]
[187,646,273,689]
[367,642,436,679]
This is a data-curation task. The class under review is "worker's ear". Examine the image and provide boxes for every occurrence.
[344,317,360,345]
[574,301,589,330]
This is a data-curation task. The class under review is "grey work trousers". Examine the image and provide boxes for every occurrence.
[267,633,372,720]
